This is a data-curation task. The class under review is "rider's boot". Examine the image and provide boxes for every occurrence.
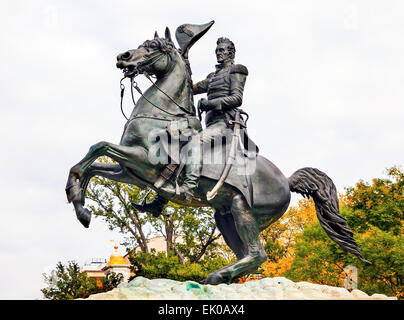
[131,194,168,217]
[160,161,202,203]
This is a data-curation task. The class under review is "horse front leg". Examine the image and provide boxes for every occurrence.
[65,141,150,227]
[65,142,108,227]
[66,141,109,198]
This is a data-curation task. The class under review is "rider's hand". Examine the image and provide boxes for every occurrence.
[199,98,221,112]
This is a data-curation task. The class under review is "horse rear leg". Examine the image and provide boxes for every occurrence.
[214,211,248,261]
[204,194,267,284]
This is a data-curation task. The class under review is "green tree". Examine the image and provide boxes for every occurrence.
[285,166,404,298]
[174,205,221,263]
[344,166,403,235]
[284,223,350,286]
[86,157,151,252]
[128,249,230,282]
[354,228,403,297]
[41,261,123,300]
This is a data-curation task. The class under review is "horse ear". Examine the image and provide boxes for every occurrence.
[154,31,159,39]
[165,27,172,42]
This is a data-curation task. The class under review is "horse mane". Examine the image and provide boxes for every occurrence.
[157,37,195,109]
[155,37,193,86]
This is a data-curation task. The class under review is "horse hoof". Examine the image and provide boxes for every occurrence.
[77,208,92,228]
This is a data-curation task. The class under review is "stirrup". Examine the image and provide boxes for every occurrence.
[131,194,167,218]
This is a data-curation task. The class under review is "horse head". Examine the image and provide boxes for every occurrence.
[116,27,176,79]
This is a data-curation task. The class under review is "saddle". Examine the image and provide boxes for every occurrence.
[153,119,258,207]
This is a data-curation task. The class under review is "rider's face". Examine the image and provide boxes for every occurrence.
[215,44,232,64]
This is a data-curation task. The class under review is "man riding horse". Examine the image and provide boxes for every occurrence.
[65,22,370,285]
[133,36,250,216]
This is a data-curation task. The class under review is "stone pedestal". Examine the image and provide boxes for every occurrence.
[84,276,396,300]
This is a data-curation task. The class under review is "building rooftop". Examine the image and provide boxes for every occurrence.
[105,245,129,266]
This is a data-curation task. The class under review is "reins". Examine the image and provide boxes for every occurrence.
[142,72,193,116]
[119,77,130,120]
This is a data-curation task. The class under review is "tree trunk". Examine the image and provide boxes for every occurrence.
[165,215,174,254]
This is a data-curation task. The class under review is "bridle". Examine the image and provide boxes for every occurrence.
[119,46,194,120]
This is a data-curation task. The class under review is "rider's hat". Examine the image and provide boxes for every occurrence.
[175,21,215,57]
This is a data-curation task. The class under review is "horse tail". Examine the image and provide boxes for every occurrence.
[288,167,371,264]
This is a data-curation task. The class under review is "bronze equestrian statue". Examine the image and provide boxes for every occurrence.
[65,21,370,285]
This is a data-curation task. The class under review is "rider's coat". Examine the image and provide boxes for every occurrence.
[193,60,248,127]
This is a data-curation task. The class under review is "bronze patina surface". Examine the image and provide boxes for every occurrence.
[65,21,370,285]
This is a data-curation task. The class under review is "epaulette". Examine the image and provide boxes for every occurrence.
[230,64,249,76]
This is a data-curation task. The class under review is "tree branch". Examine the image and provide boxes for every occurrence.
[192,226,219,263]
[171,242,186,266]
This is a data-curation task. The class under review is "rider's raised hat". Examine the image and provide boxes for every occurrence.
[175,20,215,57]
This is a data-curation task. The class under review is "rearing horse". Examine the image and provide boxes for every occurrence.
[65,26,369,285]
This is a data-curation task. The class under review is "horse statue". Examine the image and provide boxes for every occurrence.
[65,22,370,285]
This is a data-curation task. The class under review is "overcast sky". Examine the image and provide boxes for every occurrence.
[0,0,403,299]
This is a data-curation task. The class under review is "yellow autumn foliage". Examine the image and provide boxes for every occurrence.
[260,251,294,278]
[258,198,317,278]
[258,196,353,281]
[260,198,317,249]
